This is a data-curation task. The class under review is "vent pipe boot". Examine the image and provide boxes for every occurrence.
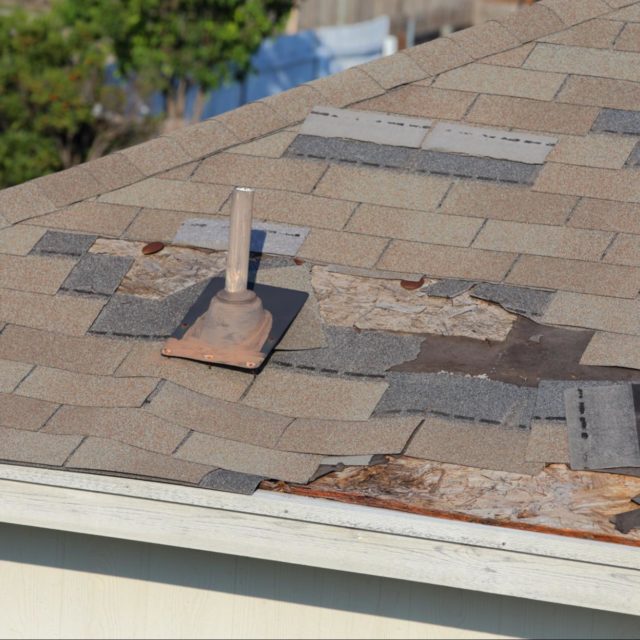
[162,187,273,369]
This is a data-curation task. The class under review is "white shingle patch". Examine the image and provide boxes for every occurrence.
[301,106,432,148]
[174,218,309,256]
[423,122,557,164]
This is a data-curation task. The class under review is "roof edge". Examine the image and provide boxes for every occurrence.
[0,463,639,616]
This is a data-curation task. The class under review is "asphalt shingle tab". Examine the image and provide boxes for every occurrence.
[471,283,554,317]
[0,426,83,466]
[33,231,96,257]
[62,254,133,296]
[272,326,422,376]
[592,108,640,135]
[198,468,263,495]
[376,372,537,428]
[0,392,58,431]
[90,280,208,338]
[0,359,33,393]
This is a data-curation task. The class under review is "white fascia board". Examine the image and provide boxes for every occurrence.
[0,463,638,616]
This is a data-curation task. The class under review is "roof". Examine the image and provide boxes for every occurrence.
[1,0,640,544]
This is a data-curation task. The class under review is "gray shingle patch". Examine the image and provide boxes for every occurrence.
[62,254,134,296]
[271,326,422,376]
[627,141,640,167]
[415,150,540,185]
[471,283,553,317]
[287,135,417,170]
[534,380,627,420]
[421,279,475,298]
[593,109,640,136]
[199,468,263,495]
[565,384,640,471]
[611,508,640,535]
[91,280,208,338]
[423,122,556,164]
[375,372,536,428]
[33,230,97,257]
[174,218,309,257]
[301,106,431,148]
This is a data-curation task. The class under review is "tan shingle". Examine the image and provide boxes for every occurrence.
[525,43,640,83]
[534,163,640,202]
[346,204,483,247]
[243,369,388,422]
[556,75,640,110]
[603,233,640,266]
[29,202,139,237]
[378,240,516,281]
[482,43,536,67]
[115,341,252,402]
[123,208,205,242]
[0,182,56,224]
[167,119,239,160]
[405,37,472,75]
[66,437,212,483]
[499,3,565,42]
[121,137,192,176]
[604,4,640,19]
[435,64,565,100]
[0,325,131,375]
[15,367,159,407]
[580,332,640,369]
[222,189,354,230]
[259,84,324,122]
[43,406,188,455]
[358,52,427,89]
[542,291,640,334]
[441,182,576,225]
[0,290,105,336]
[314,165,451,211]
[355,86,476,120]
[569,198,640,234]
[507,254,640,298]
[306,68,385,107]
[34,167,102,208]
[539,0,610,26]
[214,102,287,141]
[0,254,75,294]
[473,220,612,260]
[193,153,327,193]
[0,392,58,431]
[83,153,145,192]
[0,224,45,255]
[174,431,322,484]
[99,178,233,213]
[541,18,624,48]
[448,20,520,60]
[277,416,421,455]
[615,22,640,51]
[0,360,32,393]
[547,134,637,169]
[227,131,297,158]
[467,95,599,135]
[0,426,83,466]
[145,381,291,448]
[297,229,388,268]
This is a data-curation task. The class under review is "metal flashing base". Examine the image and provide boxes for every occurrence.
[162,277,308,370]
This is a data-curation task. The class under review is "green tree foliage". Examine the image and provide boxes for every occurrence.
[58,0,295,129]
[0,6,152,187]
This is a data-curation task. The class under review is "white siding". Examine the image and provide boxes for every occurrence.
[0,523,637,640]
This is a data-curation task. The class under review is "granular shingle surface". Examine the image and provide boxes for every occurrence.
[4,2,640,527]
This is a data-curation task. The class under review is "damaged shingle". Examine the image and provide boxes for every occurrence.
[611,508,640,534]
[471,283,554,317]
[421,279,475,298]
[62,254,134,296]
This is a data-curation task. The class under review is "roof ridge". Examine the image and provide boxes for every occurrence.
[0,0,634,226]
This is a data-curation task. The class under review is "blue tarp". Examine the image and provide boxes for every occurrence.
[157,16,390,119]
